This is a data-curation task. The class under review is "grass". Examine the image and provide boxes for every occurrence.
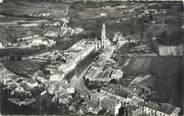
[123,56,183,107]
[1,59,47,78]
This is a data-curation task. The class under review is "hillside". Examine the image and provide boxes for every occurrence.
[124,56,183,108]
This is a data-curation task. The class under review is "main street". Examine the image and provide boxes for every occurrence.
[70,52,98,96]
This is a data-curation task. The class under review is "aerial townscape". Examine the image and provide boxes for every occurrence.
[0,0,183,116]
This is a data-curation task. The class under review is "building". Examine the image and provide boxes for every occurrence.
[87,92,122,116]
[138,102,181,116]
[28,11,51,18]
[181,24,184,29]
[50,74,64,81]
[44,29,61,38]
[100,96,122,116]
[0,41,4,48]
[29,39,100,81]
[101,23,115,59]
[111,68,123,80]
[0,63,19,86]
[30,38,55,47]
[0,64,41,106]
[126,105,142,116]
[158,45,183,56]
[85,100,101,114]
[17,35,39,42]
[57,94,72,105]
[95,37,103,51]
[20,23,39,27]
[113,32,124,45]
[46,80,72,95]
[57,40,97,80]
[85,66,123,83]
[17,35,56,48]
[85,92,105,114]
[100,84,128,103]
[101,23,107,48]
[85,66,112,83]
[20,80,38,91]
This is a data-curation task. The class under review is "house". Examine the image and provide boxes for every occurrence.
[85,66,112,83]
[30,39,56,47]
[85,100,102,115]
[84,92,106,114]
[116,34,140,48]
[138,102,181,116]
[181,24,184,29]
[90,92,106,104]
[66,87,75,94]
[58,94,72,105]
[100,84,128,103]
[46,80,74,96]
[100,96,122,116]
[85,63,123,85]
[87,91,122,116]
[126,105,142,116]
[50,74,64,81]
[17,35,39,42]
[15,86,25,93]
[20,80,38,91]
[100,13,108,17]
[158,45,183,56]
[0,41,4,48]
[17,35,56,48]
[111,68,123,80]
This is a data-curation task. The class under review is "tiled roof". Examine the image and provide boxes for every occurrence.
[126,104,138,111]
[141,102,177,114]
[159,103,176,114]
[88,100,99,109]
[100,96,118,109]
[101,84,128,98]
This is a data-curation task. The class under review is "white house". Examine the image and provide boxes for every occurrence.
[0,41,4,48]
[139,102,181,116]
[158,45,183,56]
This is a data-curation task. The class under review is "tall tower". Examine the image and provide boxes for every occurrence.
[101,22,107,48]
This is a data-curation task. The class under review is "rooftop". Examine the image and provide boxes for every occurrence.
[85,66,113,82]
[101,84,128,98]
[100,96,118,109]
[58,40,96,74]
[139,102,178,114]
[126,104,138,111]
[90,92,105,100]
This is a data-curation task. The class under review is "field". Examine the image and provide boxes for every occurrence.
[124,56,183,108]
[1,59,47,78]
[0,0,70,18]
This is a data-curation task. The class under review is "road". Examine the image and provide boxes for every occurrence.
[70,53,99,96]
[71,67,92,96]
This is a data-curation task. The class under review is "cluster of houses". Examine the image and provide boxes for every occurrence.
[158,45,183,56]
[25,11,52,18]
[85,83,181,116]
[0,63,41,106]
[15,34,56,48]
[81,23,182,115]
[45,80,75,105]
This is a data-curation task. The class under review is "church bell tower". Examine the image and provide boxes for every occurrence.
[101,22,107,48]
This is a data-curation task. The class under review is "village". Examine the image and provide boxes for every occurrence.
[0,0,183,116]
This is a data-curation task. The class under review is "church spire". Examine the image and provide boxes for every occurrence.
[101,22,107,48]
